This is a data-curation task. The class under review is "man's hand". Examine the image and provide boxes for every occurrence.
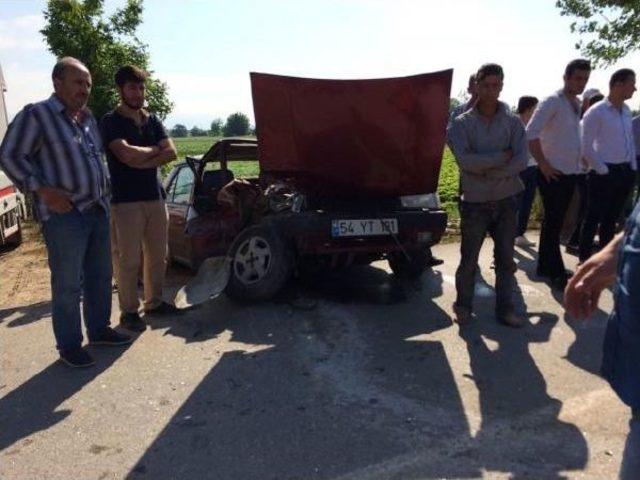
[37,186,73,213]
[564,233,623,319]
[538,160,562,182]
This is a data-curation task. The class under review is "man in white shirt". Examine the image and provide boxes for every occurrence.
[579,69,637,263]
[526,59,591,290]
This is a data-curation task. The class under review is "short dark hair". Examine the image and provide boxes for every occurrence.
[517,96,539,114]
[114,65,148,87]
[589,94,604,107]
[52,57,87,80]
[565,59,591,77]
[467,74,476,87]
[476,63,504,82]
[609,68,636,89]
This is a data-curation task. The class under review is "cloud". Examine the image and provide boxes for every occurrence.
[162,72,255,127]
[0,14,47,52]
[2,63,52,120]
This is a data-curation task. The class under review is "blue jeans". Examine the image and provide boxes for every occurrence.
[42,206,112,352]
[517,166,538,237]
[602,200,640,410]
[455,195,519,315]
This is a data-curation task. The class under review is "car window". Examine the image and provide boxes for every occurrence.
[172,167,195,205]
[165,172,178,202]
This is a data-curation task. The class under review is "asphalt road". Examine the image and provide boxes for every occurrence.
[1,235,638,479]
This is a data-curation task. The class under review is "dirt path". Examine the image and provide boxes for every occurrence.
[0,223,50,309]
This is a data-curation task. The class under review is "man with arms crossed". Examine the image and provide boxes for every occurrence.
[0,57,131,367]
[448,63,527,327]
[579,69,637,263]
[526,59,591,290]
[101,65,177,332]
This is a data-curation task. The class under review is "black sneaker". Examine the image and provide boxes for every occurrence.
[119,312,147,332]
[60,348,95,368]
[144,301,180,316]
[89,327,133,346]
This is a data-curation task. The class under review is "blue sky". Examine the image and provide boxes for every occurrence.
[2,0,639,129]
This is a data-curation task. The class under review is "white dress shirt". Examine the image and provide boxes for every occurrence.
[581,98,637,174]
[526,89,582,174]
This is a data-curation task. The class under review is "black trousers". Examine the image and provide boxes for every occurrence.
[579,163,635,262]
[537,174,577,278]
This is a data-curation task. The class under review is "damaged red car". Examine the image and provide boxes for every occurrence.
[165,70,452,301]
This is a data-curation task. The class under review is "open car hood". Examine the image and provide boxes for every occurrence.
[251,70,452,198]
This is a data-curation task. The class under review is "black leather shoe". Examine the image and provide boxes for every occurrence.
[60,348,95,368]
[144,301,180,316]
[90,326,134,345]
[119,312,147,332]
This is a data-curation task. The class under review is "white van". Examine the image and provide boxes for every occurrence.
[0,62,24,246]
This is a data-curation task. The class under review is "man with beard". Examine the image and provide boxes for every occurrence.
[100,65,178,332]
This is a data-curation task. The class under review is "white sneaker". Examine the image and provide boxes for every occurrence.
[515,235,535,247]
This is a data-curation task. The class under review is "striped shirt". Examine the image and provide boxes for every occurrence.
[0,95,110,221]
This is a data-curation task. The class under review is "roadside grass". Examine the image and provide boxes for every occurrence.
[171,136,542,226]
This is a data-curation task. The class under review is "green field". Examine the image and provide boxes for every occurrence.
[168,136,259,178]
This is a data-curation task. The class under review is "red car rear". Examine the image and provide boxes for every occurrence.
[166,69,452,301]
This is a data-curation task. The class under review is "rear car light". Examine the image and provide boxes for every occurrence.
[400,193,440,210]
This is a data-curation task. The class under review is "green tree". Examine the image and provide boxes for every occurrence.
[223,112,250,137]
[190,126,207,137]
[210,118,223,136]
[556,0,640,65]
[41,0,173,120]
[449,98,461,115]
[171,124,188,138]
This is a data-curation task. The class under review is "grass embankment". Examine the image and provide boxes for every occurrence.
[171,137,542,225]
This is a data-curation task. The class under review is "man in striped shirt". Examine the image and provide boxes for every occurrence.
[0,57,131,368]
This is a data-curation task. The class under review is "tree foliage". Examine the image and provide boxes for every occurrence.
[170,124,188,138]
[210,118,223,136]
[41,0,173,119]
[223,112,250,137]
[556,0,640,65]
[190,126,208,137]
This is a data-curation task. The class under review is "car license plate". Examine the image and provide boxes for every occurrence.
[331,218,398,237]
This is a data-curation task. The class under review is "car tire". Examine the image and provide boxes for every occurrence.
[388,249,427,279]
[225,224,293,301]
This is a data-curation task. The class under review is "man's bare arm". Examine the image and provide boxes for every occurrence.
[108,139,159,167]
[564,232,624,319]
[134,138,178,169]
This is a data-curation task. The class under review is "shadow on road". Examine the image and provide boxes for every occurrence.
[515,247,610,377]
[127,263,589,479]
[0,300,51,327]
[126,266,483,479]
[0,345,131,452]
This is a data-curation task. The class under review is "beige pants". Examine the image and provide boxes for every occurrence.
[111,200,169,313]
